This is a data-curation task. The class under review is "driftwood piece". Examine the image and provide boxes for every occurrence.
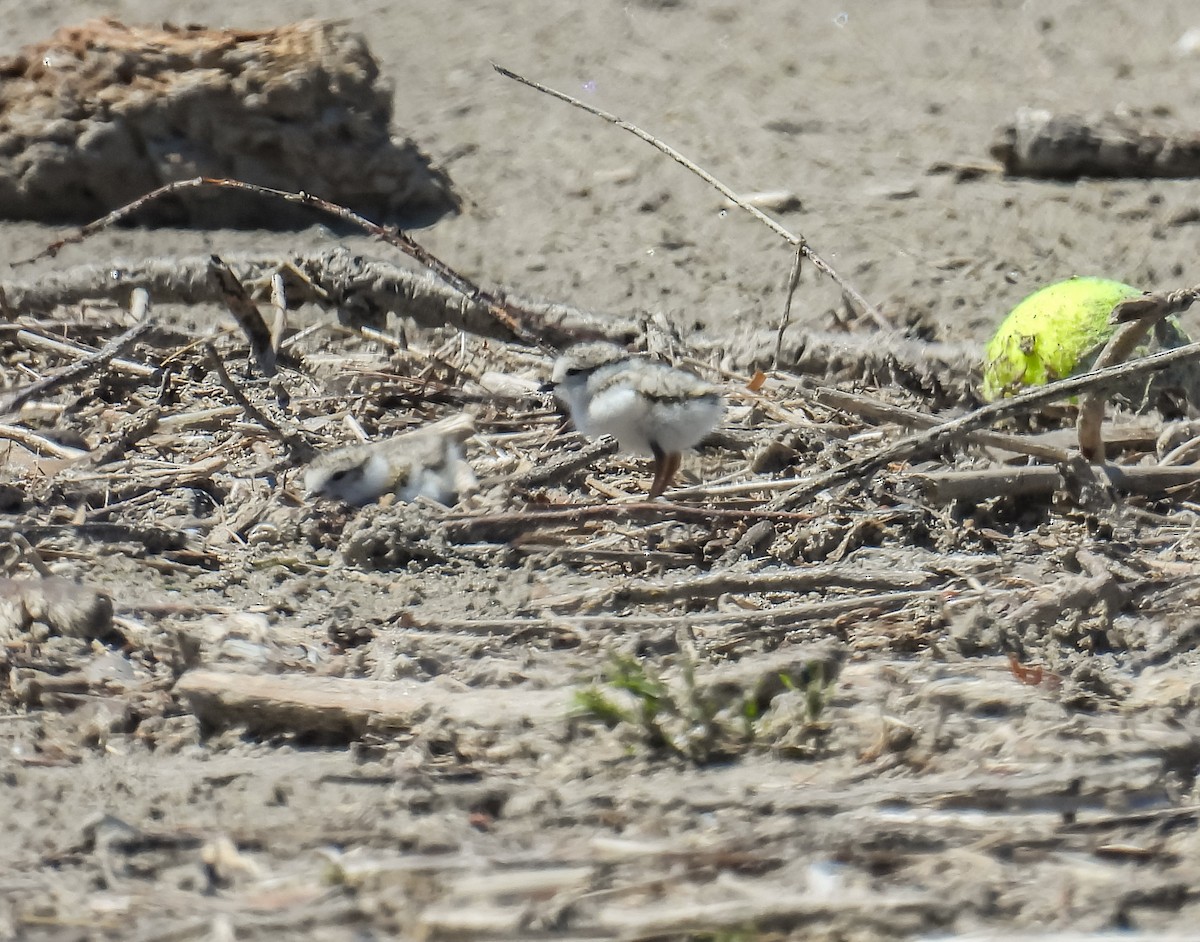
[770,337,1200,510]
[670,751,1168,816]
[4,232,980,379]
[207,256,277,376]
[0,19,456,225]
[1,248,631,347]
[592,891,937,939]
[174,669,565,737]
[992,108,1200,179]
[399,590,944,638]
[177,649,841,741]
[506,438,620,490]
[1028,417,1162,453]
[912,463,1200,503]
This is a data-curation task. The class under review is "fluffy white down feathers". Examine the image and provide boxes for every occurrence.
[549,342,724,497]
[305,344,724,507]
[305,414,476,507]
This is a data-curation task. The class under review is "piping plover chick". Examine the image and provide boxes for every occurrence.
[305,414,477,507]
[548,342,724,498]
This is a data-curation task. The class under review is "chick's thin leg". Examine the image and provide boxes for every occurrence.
[649,442,668,499]
[648,445,682,499]
[662,451,682,496]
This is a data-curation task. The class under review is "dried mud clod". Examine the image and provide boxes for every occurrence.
[0,577,114,641]
[991,107,1200,180]
[0,19,458,225]
[337,501,451,570]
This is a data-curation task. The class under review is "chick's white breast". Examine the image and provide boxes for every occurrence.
[585,384,656,454]
[585,361,723,453]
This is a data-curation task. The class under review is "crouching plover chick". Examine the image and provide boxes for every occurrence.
[548,342,724,498]
[305,413,477,507]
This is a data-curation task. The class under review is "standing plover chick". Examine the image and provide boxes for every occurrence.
[548,342,724,498]
[305,414,476,507]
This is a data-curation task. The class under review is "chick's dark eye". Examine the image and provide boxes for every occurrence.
[565,367,586,377]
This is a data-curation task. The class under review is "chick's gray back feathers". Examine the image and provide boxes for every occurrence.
[550,343,724,459]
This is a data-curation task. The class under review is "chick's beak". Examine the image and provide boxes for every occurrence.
[538,380,558,393]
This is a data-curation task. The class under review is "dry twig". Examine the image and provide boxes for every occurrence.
[445,501,818,543]
[494,64,888,331]
[811,387,1071,462]
[0,424,87,460]
[771,337,1200,510]
[773,245,804,368]
[12,329,158,381]
[1,305,156,416]
[24,177,562,349]
[208,254,278,376]
[201,344,313,461]
[1077,283,1200,461]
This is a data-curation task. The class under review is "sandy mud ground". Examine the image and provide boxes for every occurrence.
[3,1,1200,939]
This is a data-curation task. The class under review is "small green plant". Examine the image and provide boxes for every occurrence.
[571,654,685,754]
[779,658,836,723]
[571,652,837,764]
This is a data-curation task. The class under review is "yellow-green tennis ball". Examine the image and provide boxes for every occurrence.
[981,277,1142,401]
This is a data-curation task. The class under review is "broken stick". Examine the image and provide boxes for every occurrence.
[771,336,1200,510]
[24,177,554,349]
[0,302,156,416]
[493,64,888,331]
[1076,283,1200,461]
